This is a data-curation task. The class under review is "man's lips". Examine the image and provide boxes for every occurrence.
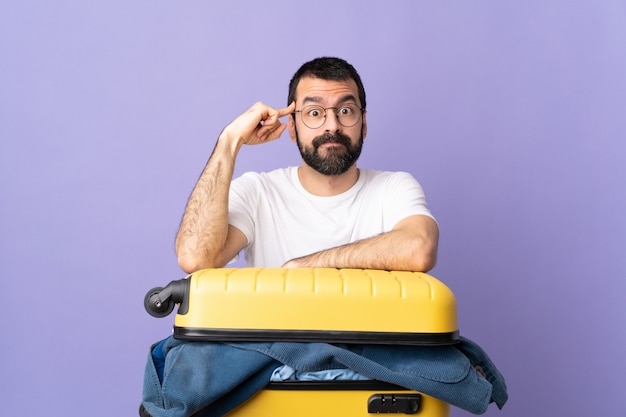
[312,133,352,149]
[317,142,347,152]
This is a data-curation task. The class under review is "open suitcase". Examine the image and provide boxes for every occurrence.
[143,268,459,416]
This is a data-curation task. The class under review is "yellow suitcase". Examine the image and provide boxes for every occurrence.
[144,268,459,416]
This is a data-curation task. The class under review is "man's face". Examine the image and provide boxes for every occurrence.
[289,77,367,176]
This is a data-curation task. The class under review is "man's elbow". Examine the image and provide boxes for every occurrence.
[409,251,437,272]
[406,237,438,272]
[393,216,438,272]
[177,253,222,274]
[178,256,202,274]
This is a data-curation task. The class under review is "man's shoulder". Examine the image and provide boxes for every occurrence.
[234,167,296,188]
[358,169,424,197]
[361,169,417,184]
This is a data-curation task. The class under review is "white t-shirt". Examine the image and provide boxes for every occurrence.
[228,167,435,267]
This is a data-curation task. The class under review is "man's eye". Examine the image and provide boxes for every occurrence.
[339,107,353,115]
[308,108,323,117]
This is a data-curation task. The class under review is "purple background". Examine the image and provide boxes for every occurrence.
[1,2,625,416]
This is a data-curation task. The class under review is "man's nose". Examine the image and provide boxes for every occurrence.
[323,110,341,132]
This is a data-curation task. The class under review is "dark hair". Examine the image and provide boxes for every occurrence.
[288,57,366,110]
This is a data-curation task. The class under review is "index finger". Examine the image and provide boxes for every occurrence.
[260,102,294,126]
[275,101,296,118]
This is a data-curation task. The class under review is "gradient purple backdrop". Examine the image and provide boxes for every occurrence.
[1,1,625,416]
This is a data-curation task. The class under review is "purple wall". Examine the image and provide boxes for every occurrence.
[1,2,624,416]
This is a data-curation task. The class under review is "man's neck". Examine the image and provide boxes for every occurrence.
[297,165,360,196]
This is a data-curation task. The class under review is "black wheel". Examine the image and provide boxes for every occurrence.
[144,287,175,318]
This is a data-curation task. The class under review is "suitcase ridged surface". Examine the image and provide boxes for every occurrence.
[174,268,458,343]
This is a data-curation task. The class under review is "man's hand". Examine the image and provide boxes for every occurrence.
[220,101,296,147]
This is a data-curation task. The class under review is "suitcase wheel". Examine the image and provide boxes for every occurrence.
[144,287,175,318]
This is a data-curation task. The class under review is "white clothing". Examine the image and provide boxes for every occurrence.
[228,167,435,267]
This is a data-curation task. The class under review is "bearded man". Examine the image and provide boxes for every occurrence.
[175,57,438,272]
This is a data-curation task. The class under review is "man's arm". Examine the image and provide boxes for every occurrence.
[175,102,295,273]
[282,214,439,272]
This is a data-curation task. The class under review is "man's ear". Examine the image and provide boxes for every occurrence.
[288,114,297,143]
[361,110,368,140]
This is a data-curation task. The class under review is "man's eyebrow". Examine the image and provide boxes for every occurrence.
[302,96,323,105]
[302,94,359,106]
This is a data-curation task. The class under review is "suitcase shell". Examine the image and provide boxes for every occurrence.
[172,268,459,346]
[225,381,450,417]
[145,268,457,417]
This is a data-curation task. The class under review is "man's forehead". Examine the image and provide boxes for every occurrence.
[296,77,359,105]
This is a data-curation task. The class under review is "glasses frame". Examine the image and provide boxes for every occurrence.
[293,104,365,129]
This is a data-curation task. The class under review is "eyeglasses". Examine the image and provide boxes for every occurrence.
[294,103,364,129]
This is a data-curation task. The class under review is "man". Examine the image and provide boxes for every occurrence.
[141,59,508,417]
[175,57,438,273]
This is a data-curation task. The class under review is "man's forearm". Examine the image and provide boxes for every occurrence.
[175,138,240,272]
[283,217,439,272]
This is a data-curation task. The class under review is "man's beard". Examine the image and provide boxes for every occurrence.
[295,129,363,176]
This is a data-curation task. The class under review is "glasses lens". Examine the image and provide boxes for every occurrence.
[301,105,325,129]
[337,104,360,127]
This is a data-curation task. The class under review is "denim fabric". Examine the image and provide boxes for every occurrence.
[142,337,281,417]
[142,336,507,416]
[456,337,508,409]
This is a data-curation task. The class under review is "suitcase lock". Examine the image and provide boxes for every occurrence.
[368,393,421,414]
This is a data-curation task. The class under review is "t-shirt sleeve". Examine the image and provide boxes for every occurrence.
[383,171,436,228]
